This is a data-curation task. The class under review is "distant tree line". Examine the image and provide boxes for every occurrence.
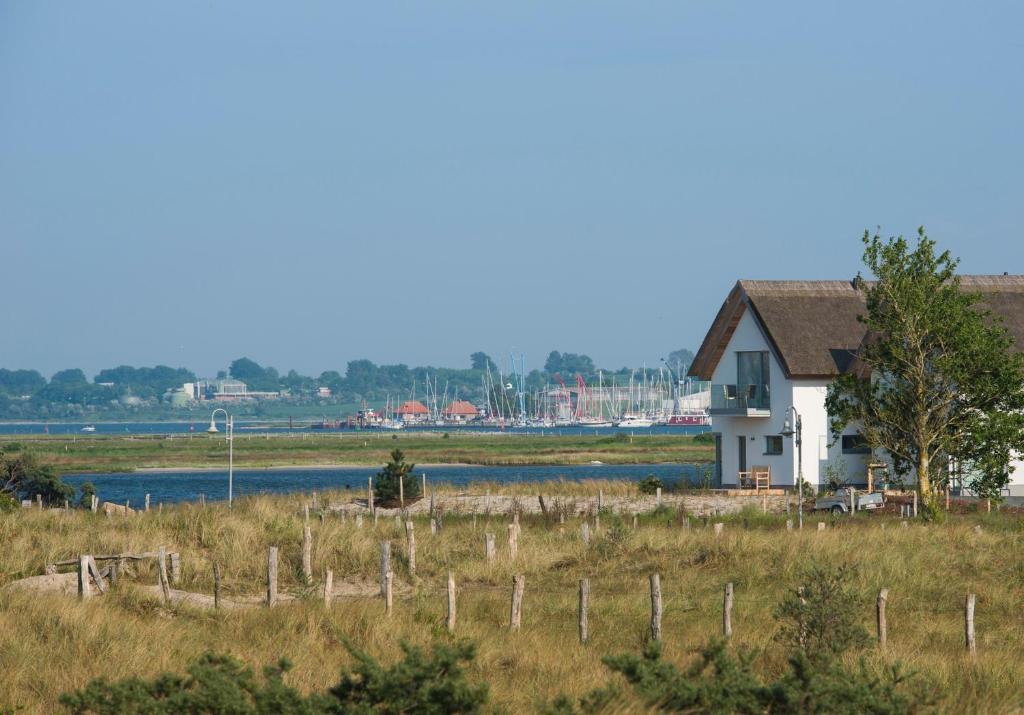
[0,348,695,419]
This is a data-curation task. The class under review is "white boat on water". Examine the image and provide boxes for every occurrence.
[615,416,654,428]
[80,425,96,433]
[578,419,614,428]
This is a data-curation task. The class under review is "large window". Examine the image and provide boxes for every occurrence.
[736,351,770,407]
[841,434,871,455]
[764,435,783,455]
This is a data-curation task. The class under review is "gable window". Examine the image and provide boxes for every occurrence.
[764,435,783,455]
[841,434,871,455]
[736,351,770,408]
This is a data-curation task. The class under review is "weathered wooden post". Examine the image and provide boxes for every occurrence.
[723,582,734,640]
[581,522,590,544]
[145,494,151,512]
[913,491,918,518]
[901,520,908,529]
[714,522,724,537]
[817,522,826,532]
[485,532,496,562]
[649,574,663,641]
[430,518,438,535]
[446,570,457,632]
[304,504,310,524]
[170,552,181,585]
[965,593,977,657]
[368,477,374,513]
[355,513,363,528]
[312,491,318,510]
[385,570,394,616]
[422,473,427,501]
[786,519,793,531]
[594,514,601,534]
[213,562,222,609]
[302,525,313,582]
[36,493,42,509]
[399,475,404,510]
[78,554,92,599]
[598,489,604,511]
[379,541,391,597]
[850,487,856,514]
[405,521,416,574]
[267,546,278,607]
[656,487,662,508]
[91,494,98,513]
[509,575,525,631]
[578,578,590,644]
[158,547,171,604]
[508,523,519,560]
[876,588,888,647]
[632,514,638,529]
[324,569,333,606]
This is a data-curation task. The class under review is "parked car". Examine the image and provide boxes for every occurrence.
[813,487,884,514]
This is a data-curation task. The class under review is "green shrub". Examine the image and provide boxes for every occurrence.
[61,640,488,714]
[775,564,870,661]
[637,475,663,495]
[374,449,422,506]
[78,481,97,509]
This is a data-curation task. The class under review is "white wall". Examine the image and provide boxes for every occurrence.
[709,308,873,490]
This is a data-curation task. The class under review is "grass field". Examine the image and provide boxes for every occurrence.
[1,432,713,473]
[2,489,1022,713]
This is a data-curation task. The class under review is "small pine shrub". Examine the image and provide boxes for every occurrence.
[374,449,422,506]
[638,475,663,495]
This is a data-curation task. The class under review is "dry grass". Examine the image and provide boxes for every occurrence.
[5,432,712,473]
[2,492,1023,713]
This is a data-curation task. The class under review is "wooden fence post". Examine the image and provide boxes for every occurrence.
[714,522,724,537]
[380,541,391,597]
[598,489,604,511]
[509,575,525,631]
[817,522,826,532]
[594,514,601,534]
[145,493,150,512]
[485,533,496,562]
[649,574,663,641]
[723,582,734,639]
[385,571,394,616]
[213,562,222,609]
[508,524,519,560]
[786,519,793,531]
[579,578,590,644]
[368,477,374,513]
[581,522,590,544]
[158,546,171,604]
[422,473,427,501]
[656,487,662,508]
[965,593,977,657]
[355,513,363,528]
[876,588,888,647]
[632,514,639,529]
[398,475,404,509]
[406,521,416,574]
[324,569,333,606]
[302,525,313,582]
[446,570,457,632]
[170,552,181,585]
[267,546,278,607]
[430,519,438,535]
[78,554,92,599]
[913,491,918,518]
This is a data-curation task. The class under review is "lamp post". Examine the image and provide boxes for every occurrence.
[208,408,234,507]
[780,406,803,530]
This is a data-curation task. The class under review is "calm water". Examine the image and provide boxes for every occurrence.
[0,421,709,437]
[62,463,707,505]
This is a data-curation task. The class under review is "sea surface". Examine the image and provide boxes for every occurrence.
[0,421,709,437]
[62,463,707,506]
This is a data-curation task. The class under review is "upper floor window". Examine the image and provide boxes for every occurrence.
[841,434,871,455]
[736,351,770,404]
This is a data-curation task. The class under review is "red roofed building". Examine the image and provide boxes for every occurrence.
[442,400,479,423]
[397,400,430,423]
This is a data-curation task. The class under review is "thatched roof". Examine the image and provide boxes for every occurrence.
[688,275,1024,380]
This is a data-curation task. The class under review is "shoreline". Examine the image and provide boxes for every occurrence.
[70,460,686,475]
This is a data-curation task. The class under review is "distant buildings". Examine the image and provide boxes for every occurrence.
[397,400,430,423]
[442,400,479,422]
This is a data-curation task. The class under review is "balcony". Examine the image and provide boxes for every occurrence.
[709,383,771,417]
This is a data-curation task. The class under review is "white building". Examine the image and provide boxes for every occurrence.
[688,277,1024,495]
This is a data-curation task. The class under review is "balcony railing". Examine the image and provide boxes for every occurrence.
[709,383,770,415]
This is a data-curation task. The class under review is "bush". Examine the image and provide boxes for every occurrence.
[775,564,870,661]
[61,640,488,714]
[693,432,714,445]
[374,449,422,506]
[78,481,97,509]
[637,475,663,495]
[0,450,74,506]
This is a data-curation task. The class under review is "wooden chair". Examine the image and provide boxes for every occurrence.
[751,465,771,491]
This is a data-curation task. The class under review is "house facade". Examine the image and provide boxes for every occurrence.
[688,277,1024,495]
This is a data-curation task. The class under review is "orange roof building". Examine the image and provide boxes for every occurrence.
[397,400,430,422]
[442,400,479,421]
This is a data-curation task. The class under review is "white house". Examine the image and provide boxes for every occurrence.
[687,276,1024,495]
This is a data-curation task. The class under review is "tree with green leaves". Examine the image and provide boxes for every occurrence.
[0,448,74,506]
[374,449,421,505]
[826,229,1024,508]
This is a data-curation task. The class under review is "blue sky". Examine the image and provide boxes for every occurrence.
[2,2,1022,379]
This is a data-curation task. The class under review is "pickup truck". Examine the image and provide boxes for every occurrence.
[813,488,884,514]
